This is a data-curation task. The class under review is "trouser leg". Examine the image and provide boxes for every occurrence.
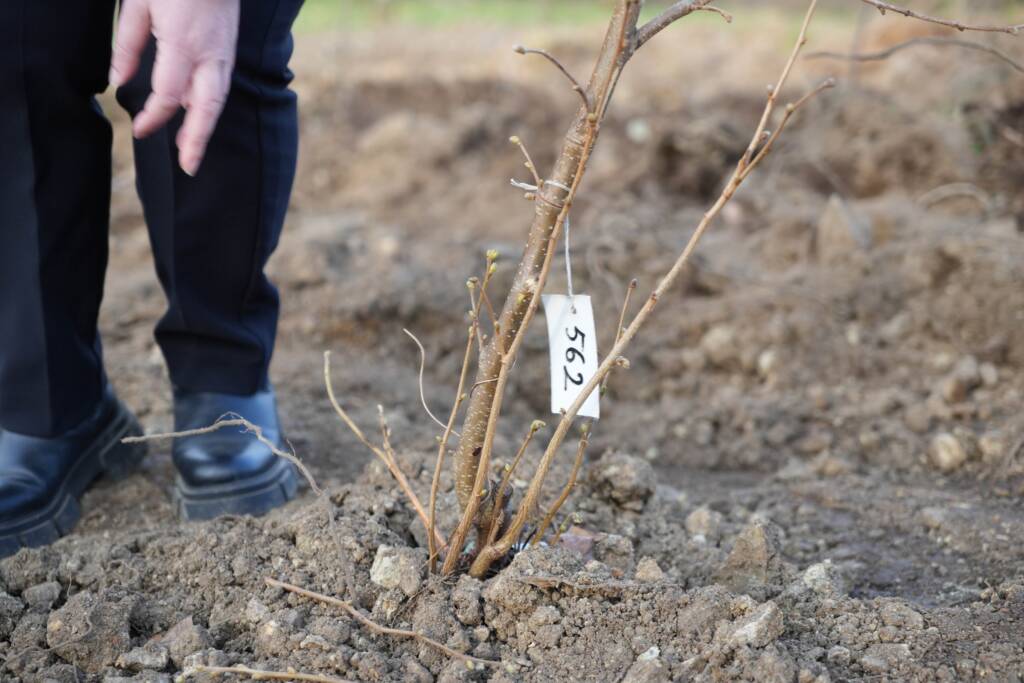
[0,1,116,437]
[116,0,303,396]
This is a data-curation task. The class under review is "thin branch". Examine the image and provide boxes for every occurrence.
[603,278,637,395]
[857,0,1023,35]
[807,36,1024,73]
[323,352,446,551]
[744,77,837,176]
[486,419,545,543]
[510,135,542,187]
[636,0,716,49]
[123,417,322,497]
[429,326,474,573]
[266,578,496,667]
[402,329,453,436]
[701,6,733,24]
[184,665,352,683]
[514,45,592,111]
[428,257,495,571]
[532,425,590,544]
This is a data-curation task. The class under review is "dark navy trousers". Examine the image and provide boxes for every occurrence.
[0,1,303,437]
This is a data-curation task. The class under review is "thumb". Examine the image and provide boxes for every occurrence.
[109,0,152,87]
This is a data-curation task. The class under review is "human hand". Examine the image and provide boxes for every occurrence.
[110,0,241,176]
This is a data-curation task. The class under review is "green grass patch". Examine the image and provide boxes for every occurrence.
[295,0,614,33]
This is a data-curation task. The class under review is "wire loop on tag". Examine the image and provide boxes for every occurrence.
[564,215,576,313]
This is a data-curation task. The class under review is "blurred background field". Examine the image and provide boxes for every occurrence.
[294,0,1018,32]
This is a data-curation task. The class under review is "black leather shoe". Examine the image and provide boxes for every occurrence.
[172,389,297,520]
[0,388,146,558]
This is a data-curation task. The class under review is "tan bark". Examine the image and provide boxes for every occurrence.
[452,0,641,521]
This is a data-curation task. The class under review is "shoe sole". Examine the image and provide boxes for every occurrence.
[0,402,147,559]
[175,457,298,521]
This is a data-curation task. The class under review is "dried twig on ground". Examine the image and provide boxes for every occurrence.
[918,182,993,213]
[808,36,1024,73]
[184,665,352,683]
[857,0,1023,35]
[266,578,497,668]
[323,352,446,551]
[123,417,322,497]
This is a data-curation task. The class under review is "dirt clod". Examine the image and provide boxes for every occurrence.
[160,616,213,668]
[929,432,968,473]
[714,519,789,599]
[588,452,657,511]
[116,642,170,672]
[370,545,427,597]
[46,589,137,673]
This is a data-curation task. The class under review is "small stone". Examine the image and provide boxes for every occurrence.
[623,646,669,683]
[729,601,784,648]
[860,643,909,673]
[404,658,434,683]
[929,433,967,473]
[802,561,847,597]
[756,348,779,379]
[180,648,230,671]
[701,325,739,368]
[686,506,723,538]
[714,519,787,598]
[557,526,599,560]
[903,403,931,434]
[593,534,634,573]
[244,597,270,624]
[879,601,924,630]
[827,645,851,666]
[979,431,1006,463]
[919,506,948,529]
[160,616,213,668]
[635,557,666,583]
[373,588,405,621]
[116,643,170,672]
[299,634,331,651]
[589,452,657,510]
[527,605,560,630]
[370,545,427,597]
[22,581,62,611]
[255,619,287,656]
[940,355,981,404]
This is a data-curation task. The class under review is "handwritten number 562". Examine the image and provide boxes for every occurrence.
[563,326,586,391]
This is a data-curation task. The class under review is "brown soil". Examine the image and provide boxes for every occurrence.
[3,15,1024,683]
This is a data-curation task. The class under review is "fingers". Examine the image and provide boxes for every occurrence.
[131,42,195,142]
[109,0,151,88]
[176,59,231,176]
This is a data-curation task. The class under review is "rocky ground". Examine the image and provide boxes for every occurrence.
[3,8,1024,683]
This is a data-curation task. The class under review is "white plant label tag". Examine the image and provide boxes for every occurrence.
[542,294,600,420]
